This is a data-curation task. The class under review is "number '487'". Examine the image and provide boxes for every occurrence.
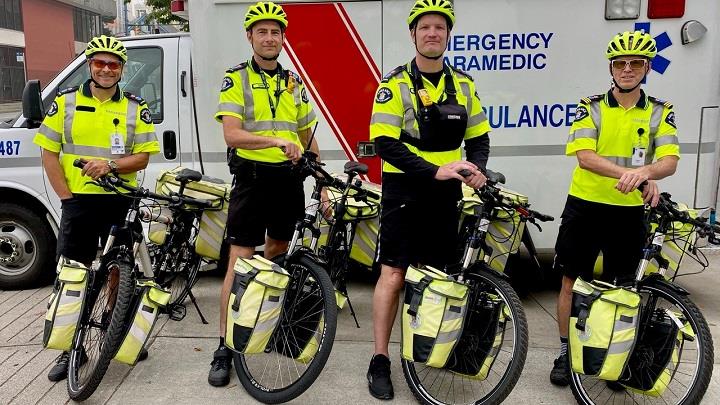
[0,140,21,156]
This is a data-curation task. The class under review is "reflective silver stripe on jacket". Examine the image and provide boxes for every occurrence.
[134,132,156,144]
[588,101,601,133]
[649,102,664,136]
[398,82,419,138]
[370,112,403,127]
[217,102,245,116]
[243,120,298,133]
[568,128,598,142]
[297,110,316,130]
[125,100,138,149]
[603,156,634,167]
[63,92,76,144]
[38,124,62,143]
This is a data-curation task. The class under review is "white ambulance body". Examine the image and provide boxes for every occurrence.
[0,0,717,287]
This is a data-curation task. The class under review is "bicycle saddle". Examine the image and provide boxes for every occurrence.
[344,161,369,175]
[175,168,203,183]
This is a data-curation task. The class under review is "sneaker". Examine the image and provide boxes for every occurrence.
[208,347,232,387]
[367,354,394,400]
[550,353,570,386]
[47,349,87,382]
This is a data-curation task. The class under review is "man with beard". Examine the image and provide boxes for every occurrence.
[366,0,491,399]
[209,1,321,387]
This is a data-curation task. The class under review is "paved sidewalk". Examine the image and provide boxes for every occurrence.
[1,252,719,404]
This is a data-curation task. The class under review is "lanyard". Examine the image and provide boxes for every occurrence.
[257,63,284,120]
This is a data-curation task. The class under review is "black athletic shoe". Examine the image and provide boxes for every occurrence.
[550,353,570,387]
[367,354,394,400]
[208,347,232,387]
[47,349,87,382]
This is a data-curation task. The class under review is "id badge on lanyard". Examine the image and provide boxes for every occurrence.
[632,128,646,167]
[111,119,125,155]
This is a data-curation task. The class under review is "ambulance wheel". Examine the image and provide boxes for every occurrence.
[0,203,55,289]
[569,281,713,405]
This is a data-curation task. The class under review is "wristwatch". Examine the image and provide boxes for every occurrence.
[107,160,119,174]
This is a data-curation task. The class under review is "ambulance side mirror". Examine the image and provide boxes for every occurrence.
[22,80,44,129]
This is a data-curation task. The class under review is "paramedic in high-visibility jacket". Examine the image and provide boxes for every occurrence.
[33,35,159,382]
[549,31,680,387]
[367,0,491,399]
[210,1,323,388]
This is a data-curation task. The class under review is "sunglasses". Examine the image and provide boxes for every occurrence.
[90,58,123,71]
[611,59,647,71]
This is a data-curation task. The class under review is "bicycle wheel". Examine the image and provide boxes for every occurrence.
[402,265,529,405]
[151,240,201,307]
[569,281,714,405]
[67,253,135,401]
[234,252,338,404]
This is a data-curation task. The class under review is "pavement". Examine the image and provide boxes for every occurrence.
[1,252,719,405]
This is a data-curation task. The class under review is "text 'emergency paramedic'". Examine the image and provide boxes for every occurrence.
[445,32,554,71]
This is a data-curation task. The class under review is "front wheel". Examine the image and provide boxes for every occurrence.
[569,281,714,405]
[234,252,338,403]
[66,253,135,401]
[402,266,529,405]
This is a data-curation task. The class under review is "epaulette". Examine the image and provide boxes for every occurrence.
[381,65,407,83]
[226,62,248,73]
[648,96,673,109]
[56,86,79,96]
[123,91,147,106]
[285,70,303,85]
[449,66,473,81]
[580,94,603,105]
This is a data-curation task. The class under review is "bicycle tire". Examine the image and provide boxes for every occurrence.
[234,252,338,404]
[569,281,714,405]
[67,255,135,401]
[402,266,529,405]
[153,240,202,307]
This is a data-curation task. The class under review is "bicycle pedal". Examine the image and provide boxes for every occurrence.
[169,304,187,321]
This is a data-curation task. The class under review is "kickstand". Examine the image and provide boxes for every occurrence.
[345,293,361,328]
[187,289,209,324]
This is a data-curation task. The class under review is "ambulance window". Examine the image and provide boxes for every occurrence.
[53,46,163,123]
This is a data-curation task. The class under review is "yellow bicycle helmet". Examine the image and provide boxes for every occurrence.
[606,31,657,60]
[407,0,455,29]
[244,1,289,31]
[84,35,127,63]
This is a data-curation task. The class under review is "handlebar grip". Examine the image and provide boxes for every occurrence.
[73,159,86,169]
[533,212,555,222]
[365,190,380,200]
[458,169,472,178]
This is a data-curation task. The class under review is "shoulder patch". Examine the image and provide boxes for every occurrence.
[301,87,309,103]
[140,108,153,124]
[47,101,59,117]
[226,62,248,73]
[665,111,677,129]
[648,96,673,109]
[449,66,473,81]
[381,65,407,83]
[579,94,603,105]
[124,92,147,106]
[221,77,234,92]
[573,106,589,122]
[375,87,393,104]
[56,86,79,96]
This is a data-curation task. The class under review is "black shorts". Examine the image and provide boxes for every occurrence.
[554,195,647,283]
[377,197,459,270]
[226,159,305,247]
[57,194,131,264]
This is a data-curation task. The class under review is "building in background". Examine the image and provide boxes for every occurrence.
[0,0,116,103]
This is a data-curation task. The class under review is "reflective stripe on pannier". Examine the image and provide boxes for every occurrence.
[621,310,695,396]
[114,281,171,365]
[155,167,229,210]
[569,278,641,381]
[195,207,228,260]
[402,265,469,368]
[225,255,290,354]
[43,258,89,351]
[445,295,508,380]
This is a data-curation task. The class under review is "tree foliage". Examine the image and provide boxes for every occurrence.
[126,0,189,32]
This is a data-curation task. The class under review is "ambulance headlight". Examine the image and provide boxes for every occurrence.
[605,0,641,20]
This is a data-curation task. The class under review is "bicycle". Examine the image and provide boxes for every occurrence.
[402,169,554,405]
[230,150,339,404]
[65,161,216,401]
[569,190,717,405]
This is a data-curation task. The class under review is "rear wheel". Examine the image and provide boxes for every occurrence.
[402,266,528,405]
[234,252,337,404]
[569,282,713,405]
[66,253,135,401]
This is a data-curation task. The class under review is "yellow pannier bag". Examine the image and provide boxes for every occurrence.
[622,310,695,397]
[445,296,509,380]
[225,255,290,354]
[147,206,173,246]
[195,207,228,260]
[646,204,699,276]
[460,185,528,273]
[402,265,469,368]
[43,259,89,351]
[114,282,171,365]
[569,278,641,381]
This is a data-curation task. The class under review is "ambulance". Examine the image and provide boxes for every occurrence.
[0,0,717,288]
